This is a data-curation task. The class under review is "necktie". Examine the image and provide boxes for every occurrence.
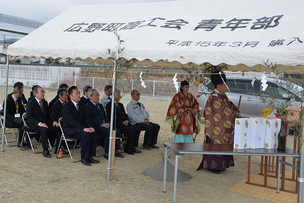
[96,103,100,110]
[76,103,79,111]
[39,101,44,114]
[108,96,112,101]
[137,102,141,107]
[12,95,18,112]
[14,100,18,112]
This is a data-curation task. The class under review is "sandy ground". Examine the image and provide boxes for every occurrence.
[0,87,295,203]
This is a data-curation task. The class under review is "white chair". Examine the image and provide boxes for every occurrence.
[56,117,79,162]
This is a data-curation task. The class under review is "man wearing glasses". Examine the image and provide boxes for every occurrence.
[126,89,160,150]
[99,85,112,112]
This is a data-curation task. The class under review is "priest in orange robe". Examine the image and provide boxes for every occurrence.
[166,80,201,143]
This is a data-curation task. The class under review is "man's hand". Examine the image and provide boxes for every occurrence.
[102,123,110,128]
[144,119,149,124]
[123,120,129,126]
[22,103,26,109]
[39,123,48,128]
[89,127,95,133]
[53,121,60,127]
[236,112,241,118]
[83,128,91,132]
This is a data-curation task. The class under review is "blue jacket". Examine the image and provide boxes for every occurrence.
[85,101,109,128]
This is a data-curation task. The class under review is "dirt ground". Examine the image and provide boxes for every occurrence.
[0,87,295,202]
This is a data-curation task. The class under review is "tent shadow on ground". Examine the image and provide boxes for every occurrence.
[142,161,192,182]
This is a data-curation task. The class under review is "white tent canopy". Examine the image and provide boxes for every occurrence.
[4,0,304,201]
[8,0,304,68]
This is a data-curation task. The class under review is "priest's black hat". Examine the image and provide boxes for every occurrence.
[211,70,226,87]
[180,80,189,87]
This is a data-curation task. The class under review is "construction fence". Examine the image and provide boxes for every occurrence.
[0,65,199,97]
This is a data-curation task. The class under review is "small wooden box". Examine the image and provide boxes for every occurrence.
[286,108,300,121]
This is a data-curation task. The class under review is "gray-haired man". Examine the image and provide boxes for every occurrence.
[126,89,160,150]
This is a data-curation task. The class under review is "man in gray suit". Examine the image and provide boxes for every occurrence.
[126,89,160,150]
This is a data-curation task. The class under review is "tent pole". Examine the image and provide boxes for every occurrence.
[107,60,116,181]
[1,55,9,152]
[298,115,304,203]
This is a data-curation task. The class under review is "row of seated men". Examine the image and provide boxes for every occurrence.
[4,82,160,166]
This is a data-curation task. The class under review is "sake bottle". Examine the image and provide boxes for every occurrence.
[278,121,286,151]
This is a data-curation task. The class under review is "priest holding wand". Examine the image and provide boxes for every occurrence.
[197,70,241,174]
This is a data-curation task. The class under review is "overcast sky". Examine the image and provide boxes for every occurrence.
[0,0,174,39]
[1,0,174,22]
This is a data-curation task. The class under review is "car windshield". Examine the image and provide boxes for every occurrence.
[227,79,256,95]
[258,79,302,101]
[280,80,304,96]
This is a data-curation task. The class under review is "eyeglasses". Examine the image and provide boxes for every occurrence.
[134,93,141,95]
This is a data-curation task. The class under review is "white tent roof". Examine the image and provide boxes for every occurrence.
[8,0,304,69]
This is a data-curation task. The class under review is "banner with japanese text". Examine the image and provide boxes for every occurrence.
[8,0,304,67]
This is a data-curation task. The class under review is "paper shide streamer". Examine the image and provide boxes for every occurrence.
[139,72,146,88]
[260,73,268,91]
[172,73,179,93]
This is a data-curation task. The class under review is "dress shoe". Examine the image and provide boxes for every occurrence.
[132,148,141,153]
[115,151,124,158]
[43,149,52,158]
[88,157,100,164]
[124,149,135,155]
[142,144,152,150]
[17,142,31,148]
[81,159,91,166]
[150,144,159,149]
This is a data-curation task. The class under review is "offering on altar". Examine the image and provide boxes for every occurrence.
[250,117,266,149]
[234,118,251,149]
[264,118,281,149]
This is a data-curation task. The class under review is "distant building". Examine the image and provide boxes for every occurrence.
[0,44,7,63]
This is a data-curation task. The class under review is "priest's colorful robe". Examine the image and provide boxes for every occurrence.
[166,91,201,142]
[197,91,239,170]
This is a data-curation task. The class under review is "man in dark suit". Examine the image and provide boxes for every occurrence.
[79,85,92,105]
[26,85,61,158]
[62,86,99,166]
[52,88,68,121]
[8,82,27,108]
[3,85,26,147]
[51,88,69,155]
[85,89,124,159]
[49,83,69,111]
[106,90,141,155]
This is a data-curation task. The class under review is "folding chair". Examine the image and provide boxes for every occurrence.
[21,112,52,153]
[0,105,18,147]
[56,117,79,162]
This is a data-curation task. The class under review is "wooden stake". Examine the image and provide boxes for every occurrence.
[110,130,116,180]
